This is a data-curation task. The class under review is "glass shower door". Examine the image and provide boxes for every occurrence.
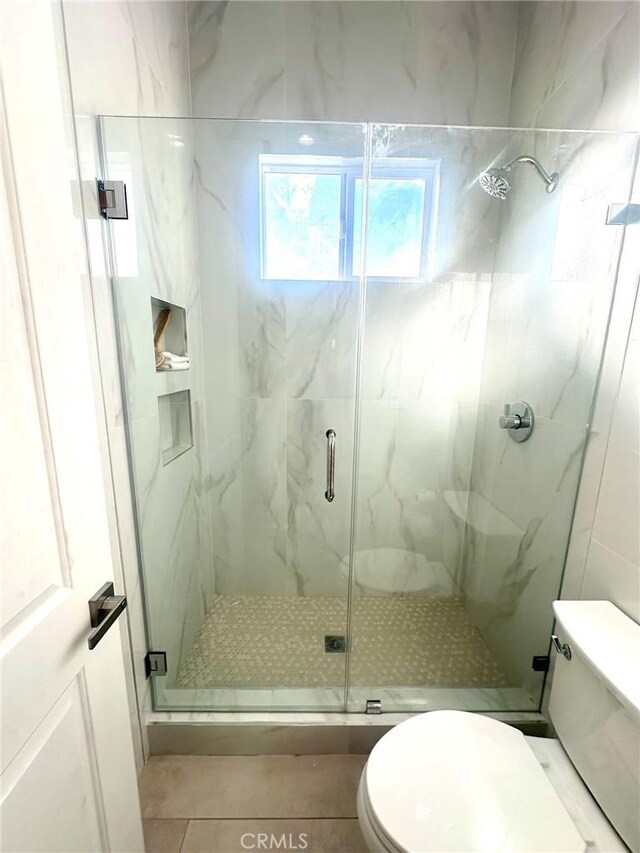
[102,116,636,715]
[346,123,637,714]
[101,117,367,711]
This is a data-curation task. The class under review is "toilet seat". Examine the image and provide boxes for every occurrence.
[359,710,588,853]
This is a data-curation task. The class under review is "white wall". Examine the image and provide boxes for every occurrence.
[580,291,640,620]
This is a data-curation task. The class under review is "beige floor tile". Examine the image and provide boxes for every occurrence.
[181,819,368,853]
[143,819,188,853]
[139,755,367,819]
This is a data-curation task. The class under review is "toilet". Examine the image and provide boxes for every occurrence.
[357,600,640,853]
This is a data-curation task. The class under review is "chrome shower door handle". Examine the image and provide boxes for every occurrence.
[325,429,336,503]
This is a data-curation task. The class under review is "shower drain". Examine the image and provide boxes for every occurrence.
[324,635,346,653]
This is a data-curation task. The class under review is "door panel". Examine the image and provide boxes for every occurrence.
[2,686,104,853]
[0,1,143,850]
[346,122,637,714]
[101,117,366,711]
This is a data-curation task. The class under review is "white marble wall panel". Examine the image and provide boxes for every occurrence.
[284,2,421,124]
[189,1,286,119]
[533,7,640,133]
[509,2,632,128]
[208,397,288,596]
[287,400,356,597]
[353,125,500,593]
[285,283,359,401]
[189,2,519,126]
[193,119,500,603]
[509,2,639,132]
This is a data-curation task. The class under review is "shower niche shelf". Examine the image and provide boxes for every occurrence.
[151,297,189,372]
[159,389,193,466]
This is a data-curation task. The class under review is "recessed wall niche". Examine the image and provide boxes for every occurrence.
[151,297,188,362]
[159,390,193,466]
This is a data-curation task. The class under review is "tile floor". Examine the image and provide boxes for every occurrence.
[177,594,508,690]
[140,755,369,853]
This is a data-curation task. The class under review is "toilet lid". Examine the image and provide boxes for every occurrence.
[365,711,586,853]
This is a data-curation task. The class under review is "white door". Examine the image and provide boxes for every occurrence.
[0,1,144,851]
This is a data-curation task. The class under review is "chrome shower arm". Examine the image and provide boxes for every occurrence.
[503,155,558,190]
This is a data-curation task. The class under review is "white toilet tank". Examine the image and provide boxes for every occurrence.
[550,601,640,853]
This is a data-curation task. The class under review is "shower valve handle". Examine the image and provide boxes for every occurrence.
[499,404,531,430]
[498,402,534,443]
[499,414,528,430]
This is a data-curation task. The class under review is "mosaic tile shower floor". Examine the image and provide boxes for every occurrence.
[177,595,509,689]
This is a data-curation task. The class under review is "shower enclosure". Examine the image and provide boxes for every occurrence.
[100,117,638,714]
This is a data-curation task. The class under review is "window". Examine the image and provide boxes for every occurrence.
[260,156,437,281]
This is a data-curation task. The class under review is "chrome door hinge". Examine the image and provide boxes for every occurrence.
[366,699,382,715]
[97,179,128,220]
[145,651,167,678]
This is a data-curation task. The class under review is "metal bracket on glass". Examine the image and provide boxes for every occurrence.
[97,179,128,220]
[606,203,640,225]
[499,401,534,443]
[144,651,168,678]
[88,581,127,649]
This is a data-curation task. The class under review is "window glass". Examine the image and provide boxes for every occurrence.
[262,171,342,280]
[352,177,426,278]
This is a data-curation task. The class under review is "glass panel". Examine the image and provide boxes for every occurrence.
[353,177,427,277]
[101,116,635,717]
[101,117,367,712]
[262,170,342,280]
[347,123,637,714]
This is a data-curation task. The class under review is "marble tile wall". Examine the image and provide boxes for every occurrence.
[187,5,522,606]
[188,1,519,126]
[509,1,639,132]
[461,128,639,694]
[353,125,505,592]
[60,1,196,767]
[193,117,521,601]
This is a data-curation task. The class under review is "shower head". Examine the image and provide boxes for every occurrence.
[479,167,512,199]
[479,155,559,199]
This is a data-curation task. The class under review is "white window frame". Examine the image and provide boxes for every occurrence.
[259,154,439,282]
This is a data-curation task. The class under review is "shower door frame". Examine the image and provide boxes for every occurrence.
[100,117,637,717]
